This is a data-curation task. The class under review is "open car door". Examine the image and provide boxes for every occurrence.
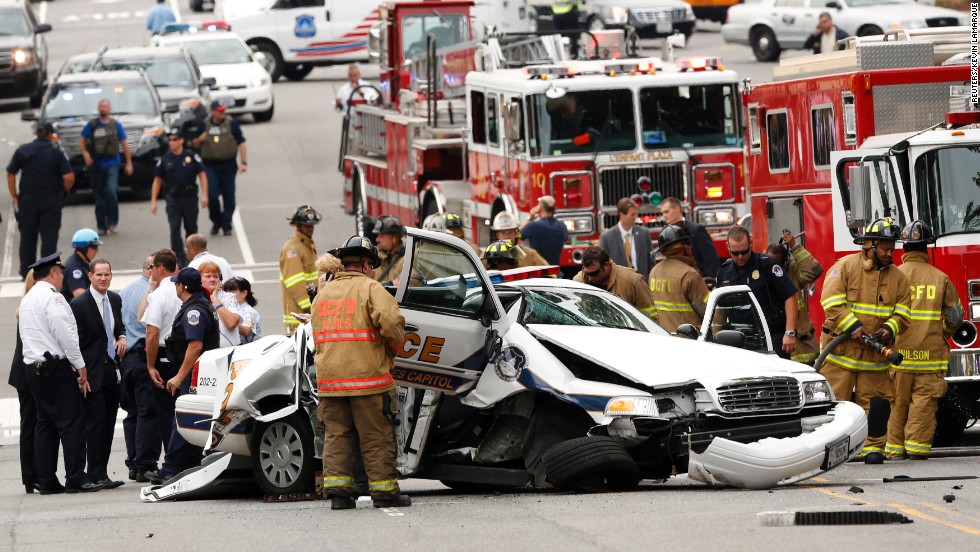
[699,285,774,353]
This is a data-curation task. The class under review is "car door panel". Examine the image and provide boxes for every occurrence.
[700,285,774,353]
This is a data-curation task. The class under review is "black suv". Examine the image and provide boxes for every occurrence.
[0,0,51,107]
[22,70,176,192]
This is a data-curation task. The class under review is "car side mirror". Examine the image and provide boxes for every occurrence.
[21,110,39,122]
[714,329,747,349]
[200,76,217,87]
[162,102,180,114]
[826,1,841,9]
[674,323,700,340]
[36,23,52,33]
[479,292,499,328]
[847,164,871,229]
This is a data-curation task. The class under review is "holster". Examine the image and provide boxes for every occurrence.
[29,356,63,377]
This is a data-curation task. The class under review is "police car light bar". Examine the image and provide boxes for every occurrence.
[200,20,231,32]
[526,65,576,79]
[604,62,656,76]
[677,57,723,72]
[488,266,561,284]
[160,22,195,35]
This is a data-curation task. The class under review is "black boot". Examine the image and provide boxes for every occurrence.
[330,496,356,510]
[372,494,411,508]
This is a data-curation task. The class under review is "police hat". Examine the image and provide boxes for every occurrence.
[170,267,203,292]
[28,252,62,271]
[35,121,56,135]
[166,127,182,138]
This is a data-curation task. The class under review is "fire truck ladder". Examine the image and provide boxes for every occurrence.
[481,34,567,70]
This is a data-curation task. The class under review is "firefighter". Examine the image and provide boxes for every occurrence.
[819,218,911,464]
[647,225,708,332]
[766,230,824,365]
[373,215,407,284]
[490,212,548,268]
[574,245,658,320]
[314,236,409,510]
[551,0,582,59]
[886,221,964,460]
[279,205,321,334]
[484,240,524,271]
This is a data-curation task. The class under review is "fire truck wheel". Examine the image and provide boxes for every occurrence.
[251,413,316,496]
[750,26,781,62]
[283,64,314,81]
[857,25,884,37]
[252,41,284,83]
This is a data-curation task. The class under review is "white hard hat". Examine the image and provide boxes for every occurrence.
[491,211,519,231]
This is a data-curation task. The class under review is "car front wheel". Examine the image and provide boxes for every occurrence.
[750,26,781,62]
[253,103,274,123]
[543,436,640,492]
[251,413,315,496]
[283,64,314,81]
[252,42,284,82]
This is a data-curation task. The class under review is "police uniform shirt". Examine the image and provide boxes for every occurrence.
[716,251,798,321]
[155,149,205,192]
[175,298,216,344]
[61,253,91,302]
[5,139,71,196]
[18,281,86,369]
[140,278,182,344]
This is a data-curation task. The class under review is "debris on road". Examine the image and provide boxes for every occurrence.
[758,510,913,526]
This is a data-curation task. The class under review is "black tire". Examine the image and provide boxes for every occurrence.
[28,90,42,109]
[439,480,518,493]
[251,412,315,496]
[543,436,640,492]
[252,42,284,83]
[857,25,884,37]
[189,0,203,12]
[933,389,970,447]
[750,26,781,62]
[282,64,314,81]
[253,103,274,123]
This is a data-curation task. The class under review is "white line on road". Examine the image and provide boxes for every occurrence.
[38,1,47,23]
[1,208,16,279]
[232,209,256,266]
[171,0,182,22]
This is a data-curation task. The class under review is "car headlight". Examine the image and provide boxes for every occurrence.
[141,126,163,143]
[556,214,593,234]
[695,207,735,226]
[250,76,270,88]
[803,381,834,403]
[179,98,200,110]
[13,49,33,65]
[890,19,925,30]
[604,396,659,417]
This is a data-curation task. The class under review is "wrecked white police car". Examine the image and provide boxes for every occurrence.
[146,228,866,501]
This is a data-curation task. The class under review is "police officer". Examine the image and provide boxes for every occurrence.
[766,231,824,365]
[886,221,964,460]
[315,236,408,510]
[280,205,321,333]
[62,228,103,301]
[647,225,709,332]
[716,225,799,358]
[191,100,247,237]
[373,215,407,284]
[819,218,911,464]
[552,0,582,59]
[150,128,209,267]
[6,121,74,280]
[491,212,549,268]
[18,253,103,493]
[79,98,133,236]
[573,245,658,320]
[145,267,219,484]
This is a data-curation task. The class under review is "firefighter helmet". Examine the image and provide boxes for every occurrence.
[288,205,323,225]
[491,211,520,231]
[484,240,526,261]
[445,212,463,230]
[853,217,901,245]
[71,228,103,249]
[900,220,935,245]
[422,213,447,233]
[657,224,690,250]
[376,215,406,235]
[329,235,381,268]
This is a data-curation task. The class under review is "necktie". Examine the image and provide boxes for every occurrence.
[624,232,634,270]
[103,296,115,359]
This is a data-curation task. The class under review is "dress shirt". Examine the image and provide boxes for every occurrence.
[140,278,181,344]
[18,281,85,369]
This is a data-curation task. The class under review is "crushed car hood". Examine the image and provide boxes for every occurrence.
[528,325,809,389]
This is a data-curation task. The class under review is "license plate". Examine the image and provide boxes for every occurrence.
[656,22,672,35]
[821,436,850,470]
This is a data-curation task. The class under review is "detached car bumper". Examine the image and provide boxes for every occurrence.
[687,401,868,489]
[211,85,273,115]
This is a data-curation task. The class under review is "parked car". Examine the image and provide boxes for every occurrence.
[21,70,173,192]
[151,25,274,122]
[142,228,867,501]
[531,0,697,39]
[0,0,51,108]
[722,0,966,61]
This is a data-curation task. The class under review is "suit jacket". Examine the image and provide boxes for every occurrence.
[803,27,849,55]
[683,219,720,279]
[599,224,652,279]
[70,290,125,393]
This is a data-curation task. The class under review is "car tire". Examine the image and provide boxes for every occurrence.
[252,42,284,83]
[190,0,203,12]
[282,64,314,81]
[933,388,970,448]
[750,26,781,62]
[253,103,274,123]
[543,436,640,492]
[857,25,884,37]
[251,412,315,496]
[439,480,519,493]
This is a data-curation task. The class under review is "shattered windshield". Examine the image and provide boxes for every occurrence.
[913,146,980,235]
[521,287,664,333]
[640,84,740,149]
[528,89,636,156]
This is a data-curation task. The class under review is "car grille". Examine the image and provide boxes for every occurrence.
[0,51,12,72]
[632,8,688,24]
[716,378,803,414]
[211,84,247,90]
[925,17,959,28]
[597,163,686,230]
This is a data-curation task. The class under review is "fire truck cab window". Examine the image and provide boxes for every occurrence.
[471,91,487,144]
[914,146,980,235]
[868,158,906,226]
[640,84,739,149]
[401,14,468,59]
[402,239,486,318]
[529,89,635,156]
[766,111,790,173]
[811,105,834,169]
[487,95,499,146]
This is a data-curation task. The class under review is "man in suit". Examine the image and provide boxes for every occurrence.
[660,197,720,283]
[70,258,127,489]
[803,12,849,55]
[599,198,652,279]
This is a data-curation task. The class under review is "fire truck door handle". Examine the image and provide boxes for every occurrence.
[405,324,420,333]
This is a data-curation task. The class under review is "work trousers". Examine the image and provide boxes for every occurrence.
[25,362,87,489]
[89,163,120,231]
[791,332,819,366]
[821,363,893,456]
[121,354,162,471]
[165,193,198,266]
[205,160,237,232]
[17,193,63,279]
[16,387,37,488]
[317,390,400,499]
[160,376,201,477]
[886,370,947,458]
[553,8,582,59]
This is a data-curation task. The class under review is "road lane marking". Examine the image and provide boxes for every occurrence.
[887,503,980,537]
[804,485,871,505]
[1,208,16,279]
[171,0,182,22]
[38,1,47,23]
[916,502,980,524]
[232,209,256,265]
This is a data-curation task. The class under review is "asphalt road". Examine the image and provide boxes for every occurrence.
[2,2,979,549]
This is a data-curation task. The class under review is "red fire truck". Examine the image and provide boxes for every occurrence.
[340,0,747,270]
[743,30,980,439]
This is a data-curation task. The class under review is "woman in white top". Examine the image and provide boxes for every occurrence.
[223,276,261,344]
[198,261,242,348]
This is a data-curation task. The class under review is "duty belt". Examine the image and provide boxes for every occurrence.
[27,354,66,377]
[167,186,198,198]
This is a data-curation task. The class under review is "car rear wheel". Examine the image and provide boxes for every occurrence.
[750,26,781,62]
[283,64,314,81]
[253,103,274,123]
[252,42,284,82]
[543,436,640,492]
[251,413,315,496]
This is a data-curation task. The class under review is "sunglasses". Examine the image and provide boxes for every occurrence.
[582,265,605,278]
[728,247,751,257]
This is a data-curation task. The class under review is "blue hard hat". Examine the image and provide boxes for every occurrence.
[71,228,103,249]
